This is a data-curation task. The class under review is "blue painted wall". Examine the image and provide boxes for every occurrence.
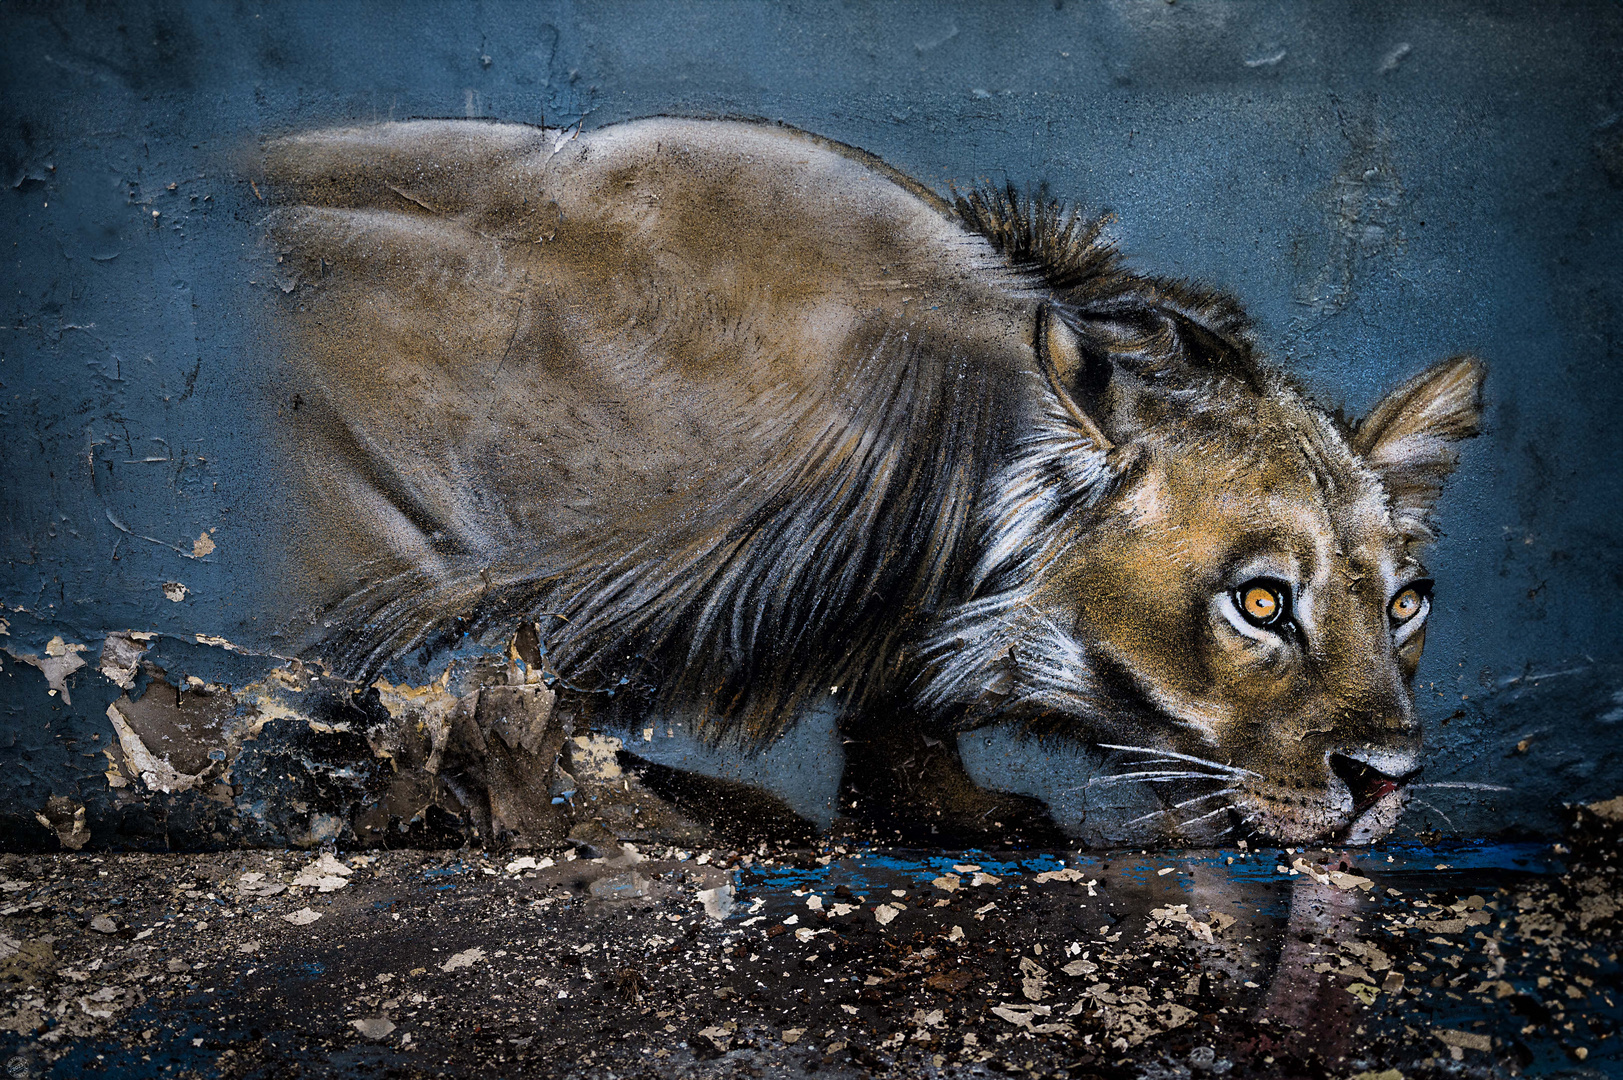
[3,1,1620,842]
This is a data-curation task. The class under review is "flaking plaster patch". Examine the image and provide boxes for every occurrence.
[161,582,188,603]
[96,631,153,691]
[571,733,624,781]
[192,530,217,558]
[1588,794,1623,823]
[307,813,343,845]
[101,745,130,788]
[105,702,207,794]
[373,674,460,772]
[234,665,322,738]
[34,796,90,850]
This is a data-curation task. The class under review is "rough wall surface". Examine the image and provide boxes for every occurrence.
[2,1,1620,850]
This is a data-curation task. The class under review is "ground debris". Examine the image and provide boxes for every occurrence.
[0,820,1608,1079]
[290,852,354,891]
[439,947,485,972]
[350,1016,395,1039]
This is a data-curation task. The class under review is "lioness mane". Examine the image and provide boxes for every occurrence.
[920,191,1304,734]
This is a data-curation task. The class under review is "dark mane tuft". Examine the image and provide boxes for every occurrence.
[955,184,1268,399]
[952,184,1124,293]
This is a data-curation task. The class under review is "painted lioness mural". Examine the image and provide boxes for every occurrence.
[262,118,1483,848]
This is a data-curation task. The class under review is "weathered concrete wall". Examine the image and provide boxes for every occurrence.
[2,1,1620,850]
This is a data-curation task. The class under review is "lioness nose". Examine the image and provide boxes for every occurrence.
[1328,750,1420,811]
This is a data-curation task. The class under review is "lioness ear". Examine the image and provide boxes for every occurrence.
[1036,304,1114,453]
[1353,355,1486,538]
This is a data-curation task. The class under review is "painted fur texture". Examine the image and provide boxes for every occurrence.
[261,118,1483,846]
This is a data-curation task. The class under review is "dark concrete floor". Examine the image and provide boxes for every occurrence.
[0,806,1616,1080]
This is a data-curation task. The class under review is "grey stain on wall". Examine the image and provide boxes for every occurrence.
[1,1,1620,851]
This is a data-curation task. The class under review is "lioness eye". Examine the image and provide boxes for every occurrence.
[1236,581,1287,628]
[1388,581,1432,625]
[1389,589,1421,621]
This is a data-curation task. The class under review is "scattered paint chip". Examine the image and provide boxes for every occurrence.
[291,852,353,892]
[440,947,485,972]
[350,1017,395,1040]
[1434,1028,1492,1052]
[1033,868,1084,883]
[698,884,734,920]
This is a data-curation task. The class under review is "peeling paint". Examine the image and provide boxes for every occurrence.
[233,664,323,737]
[372,674,460,774]
[3,637,88,704]
[100,745,129,789]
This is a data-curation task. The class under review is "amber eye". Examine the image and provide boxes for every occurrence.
[1235,580,1288,629]
[1388,581,1432,625]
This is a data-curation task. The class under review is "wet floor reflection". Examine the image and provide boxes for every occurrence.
[1,839,1613,1079]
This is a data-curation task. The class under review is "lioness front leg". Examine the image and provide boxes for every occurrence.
[836,706,1066,847]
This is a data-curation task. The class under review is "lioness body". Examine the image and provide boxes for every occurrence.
[270,119,1033,667]
[263,118,1482,846]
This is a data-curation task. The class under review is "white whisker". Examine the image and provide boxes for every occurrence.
[1408,782,1509,792]
[1128,791,1240,830]
[1409,797,1456,832]
[1099,770,1220,781]
[1172,788,1237,810]
[1096,743,1261,778]
[1180,804,1233,827]
[1084,771,1225,788]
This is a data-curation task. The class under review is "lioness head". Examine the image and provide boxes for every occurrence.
[925,286,1484,846]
